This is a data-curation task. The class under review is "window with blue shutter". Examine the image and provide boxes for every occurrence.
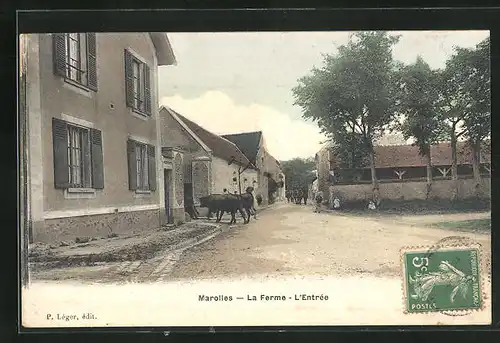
[124,49,152,116]
[52,118,103,190]
[52,33,98,90]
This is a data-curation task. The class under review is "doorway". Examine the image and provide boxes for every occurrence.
[164,169,173,224]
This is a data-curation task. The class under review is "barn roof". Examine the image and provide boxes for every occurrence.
[329,141,491,169]
[174,112,254,168]
[222,131,262,164]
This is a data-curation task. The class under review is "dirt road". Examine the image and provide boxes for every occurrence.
[25,203,492,326]
[31,203,491,283]
[169,203,491,281]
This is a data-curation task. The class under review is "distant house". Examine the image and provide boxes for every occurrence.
[23,32,176,243]
[158,107,258,219]
[222,131,286,204]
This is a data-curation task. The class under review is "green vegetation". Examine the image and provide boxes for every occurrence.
[293,32,490,200]
[428,218,491,233]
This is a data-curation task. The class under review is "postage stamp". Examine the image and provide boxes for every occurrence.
[401,242,483,314]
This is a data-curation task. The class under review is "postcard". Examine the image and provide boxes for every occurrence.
[19,30,491,328]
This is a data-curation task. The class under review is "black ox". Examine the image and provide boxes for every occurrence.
[199,193,254,224]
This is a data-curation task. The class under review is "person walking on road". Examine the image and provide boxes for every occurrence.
[314,191,323,213]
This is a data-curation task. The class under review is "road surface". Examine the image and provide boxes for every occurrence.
[31,202,491,284]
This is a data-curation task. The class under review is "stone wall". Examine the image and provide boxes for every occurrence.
[37,209,160,243]
[329,177,491,202]
[192,158,211,205]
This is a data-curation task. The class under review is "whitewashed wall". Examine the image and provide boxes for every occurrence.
[211,156,258,195]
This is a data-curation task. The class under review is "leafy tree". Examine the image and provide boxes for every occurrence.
[437,36,490,198]
[330,130,368,169]
[459,37,491,189]
[395,56,446,198]
[293,31,401,204]
[280,157,316,193]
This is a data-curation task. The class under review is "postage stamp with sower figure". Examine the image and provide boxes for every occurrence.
[401,244,482,314]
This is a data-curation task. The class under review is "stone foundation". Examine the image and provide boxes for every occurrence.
[36,209,161,244]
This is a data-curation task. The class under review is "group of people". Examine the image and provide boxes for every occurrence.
[284,188,344,214]
[285,189,309,205]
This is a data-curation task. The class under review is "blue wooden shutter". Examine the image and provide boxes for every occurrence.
[127,139,137,190]
[52,34,66,77]
[144,63,151,115]
[148,144,156,191]
[52,118,69,188]
[124,50,134,108]
[86,33,98,91]
[91,128,104,189]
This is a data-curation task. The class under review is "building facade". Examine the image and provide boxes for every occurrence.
[159,107,259,220]
[24,33,176,243]
[222,131,285,205]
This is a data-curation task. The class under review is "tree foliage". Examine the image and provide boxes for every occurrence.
[292,32,401,190]
[280,157,316,191]
[436,37,491,190]
[330,132,368,169]
[396,56,446,156]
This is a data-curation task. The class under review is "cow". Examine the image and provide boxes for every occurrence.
[199,194,250,224]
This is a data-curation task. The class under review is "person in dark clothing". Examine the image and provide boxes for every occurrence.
[314,191,323,213]
[303,190,308,205]
[185,195,199,219]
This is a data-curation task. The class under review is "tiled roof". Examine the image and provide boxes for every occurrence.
[329,141,491,169]
[222,131,262,164]
[174,113,253,168]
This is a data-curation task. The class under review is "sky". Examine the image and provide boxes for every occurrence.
[158,30,489,161]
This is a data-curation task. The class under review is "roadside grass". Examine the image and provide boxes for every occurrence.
[426,218,491,233]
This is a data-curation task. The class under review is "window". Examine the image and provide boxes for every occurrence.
[52,117,104,190]
[127,139,156,192]
[135,142,149,190]
[67,124,91,188]
[52,33,97,90]
[66,33,87,85]
[124,49,151,116]
[132,59,146,112]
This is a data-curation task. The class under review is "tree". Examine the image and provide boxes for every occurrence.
[293,31,401,204]
[330,130,369,169]
[395,56,446,198]
[437,36,491,199]
[228,157,253,195]
[280,157,316,192]
[460,37,491,192]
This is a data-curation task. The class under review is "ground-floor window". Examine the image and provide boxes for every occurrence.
[67,124,92,188]
[135,142,149,191]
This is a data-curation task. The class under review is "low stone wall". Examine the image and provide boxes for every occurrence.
[37,209,161,244]
[329,177,491,202]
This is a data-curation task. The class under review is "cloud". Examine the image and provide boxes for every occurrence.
[161,91,326,161]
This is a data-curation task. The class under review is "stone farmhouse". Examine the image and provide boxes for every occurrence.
[222,131,286,205]
[158,106,259,222]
